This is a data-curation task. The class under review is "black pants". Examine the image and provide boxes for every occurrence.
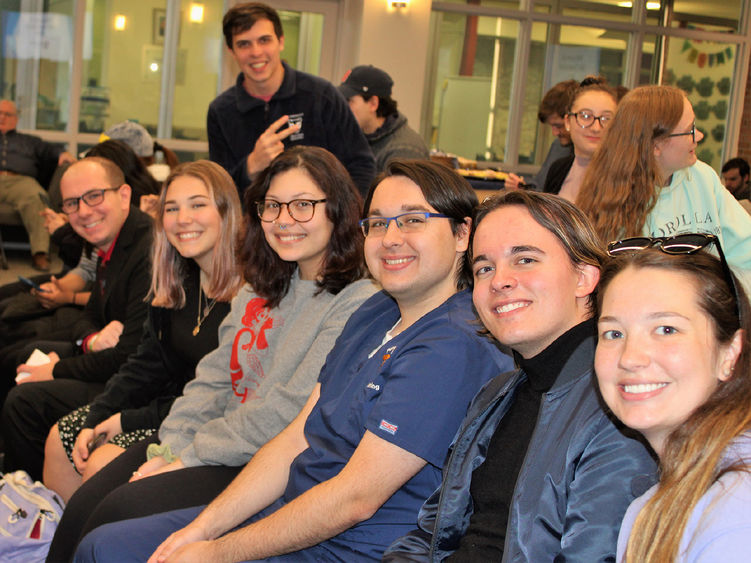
[47,437,242,562]
[1,369,102,480]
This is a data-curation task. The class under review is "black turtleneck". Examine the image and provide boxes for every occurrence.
[447,319,595,561]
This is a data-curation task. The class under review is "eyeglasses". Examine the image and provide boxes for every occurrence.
[62,186,121,214]
[0,111,17,118]
[607,233,741,322]
[666,121,696,144]
[359,212,449,237]
[567,110,613,129]
[256,198,326,223]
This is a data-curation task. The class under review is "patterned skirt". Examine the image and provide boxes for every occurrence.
[58,404,156,465]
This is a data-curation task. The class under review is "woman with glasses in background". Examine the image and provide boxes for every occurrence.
[578,85,751,288]
[543,76,619,202]
[595,234,751,561]
[46,146,377,560]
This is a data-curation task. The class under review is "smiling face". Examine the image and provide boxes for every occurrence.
[162,175,221,274]
[230,18,285,97]
[260,167,333,280]
[61,160,130,252]
[565,90,617,159]
[654,96,705,179]
[595,266,739,456]
[364,176,468,315]
[472,206,597,358]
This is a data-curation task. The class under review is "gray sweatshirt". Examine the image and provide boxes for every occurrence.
[158,275,379,467]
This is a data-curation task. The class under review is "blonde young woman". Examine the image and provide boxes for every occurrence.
[595,237,751,561]
[42,160,244,502]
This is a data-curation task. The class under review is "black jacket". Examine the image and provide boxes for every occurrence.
[53,207,153,381]
[207,63,375,196]
[83,264,230,432]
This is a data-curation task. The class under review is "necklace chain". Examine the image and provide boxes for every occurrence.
[193,287,217,336]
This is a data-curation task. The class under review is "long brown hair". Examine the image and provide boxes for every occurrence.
[577,85,686,242]
[596,249,751,562]
[241,146,367,309]
[150,160,244,308]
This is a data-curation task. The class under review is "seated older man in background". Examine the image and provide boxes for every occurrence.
[0,99,75,271]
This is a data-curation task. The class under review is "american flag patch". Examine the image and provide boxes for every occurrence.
[379,419,398,435]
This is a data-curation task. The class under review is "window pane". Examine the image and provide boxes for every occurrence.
[671,0,742,32]
[663,36,738,171]
[171,0,223,141]
[0,0,74,131]
[80,0,167,135]
[431,12,517,161]
[279,10,324,76]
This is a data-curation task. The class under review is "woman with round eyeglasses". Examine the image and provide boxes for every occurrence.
[45,146,378,560]
[578,85,751,289]
[594,235,751,562]
[543,76,619,203]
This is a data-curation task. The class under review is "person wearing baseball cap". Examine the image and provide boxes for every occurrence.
[340,65,429,172]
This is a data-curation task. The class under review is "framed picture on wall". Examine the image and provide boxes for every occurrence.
[153,9,166,45]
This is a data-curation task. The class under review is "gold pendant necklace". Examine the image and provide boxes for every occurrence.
[193,288,217,336]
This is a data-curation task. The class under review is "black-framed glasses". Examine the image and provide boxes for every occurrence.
[62,186,121,214]
[607,233,741,322]
[256,198,326,223]
[567,110,613,129]
[359,212,449,237]
[666,121,696,144]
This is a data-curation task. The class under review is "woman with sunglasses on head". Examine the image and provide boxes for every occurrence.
[596,234,751,562]
[543,76,619,203]
[578,85,751,286]
[42,160,243,505]
[46,146,377,561]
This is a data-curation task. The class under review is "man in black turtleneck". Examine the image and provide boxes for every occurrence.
[385,191,656,562]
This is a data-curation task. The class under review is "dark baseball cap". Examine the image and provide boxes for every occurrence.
[339,65,393,99]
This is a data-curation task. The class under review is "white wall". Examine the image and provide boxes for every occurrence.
[355,0,431,130]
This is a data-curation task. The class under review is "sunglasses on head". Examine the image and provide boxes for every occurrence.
[607,233,741,322]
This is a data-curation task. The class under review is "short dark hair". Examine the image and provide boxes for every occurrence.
[537,80,578,123]
[242,146,366,309]
[361,93,398,119]
[223,2,283,49]
[364,160,477,290]
[722,157,750,178]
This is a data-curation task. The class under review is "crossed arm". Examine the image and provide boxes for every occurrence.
[149,384,427,562]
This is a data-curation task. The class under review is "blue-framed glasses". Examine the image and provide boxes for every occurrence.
[359,212,449,237]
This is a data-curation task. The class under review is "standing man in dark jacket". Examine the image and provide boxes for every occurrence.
[1,157,153,480]
[385,191,656,562]
[339,65,429,173]
[208,3,375,196]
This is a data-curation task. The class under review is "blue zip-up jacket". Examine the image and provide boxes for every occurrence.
[384,335,657,562]
[207,63,375,196]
